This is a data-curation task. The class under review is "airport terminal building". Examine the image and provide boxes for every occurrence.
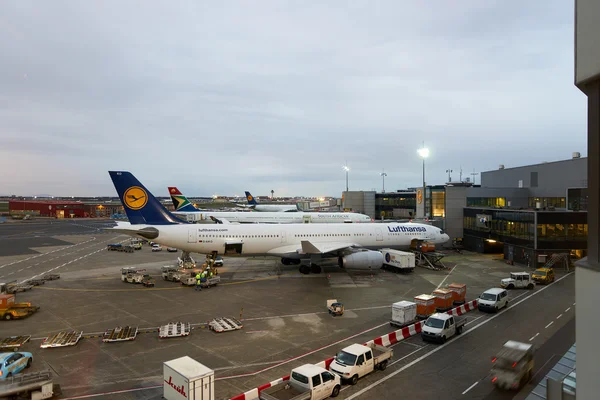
[342,154,588,264]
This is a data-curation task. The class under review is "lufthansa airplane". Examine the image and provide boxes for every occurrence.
[239,191,299,212]
[167,186,373,224]
[109,172,450,274]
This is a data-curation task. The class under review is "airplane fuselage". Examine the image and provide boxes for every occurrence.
[121,222,449,259]
[172,210,372,224]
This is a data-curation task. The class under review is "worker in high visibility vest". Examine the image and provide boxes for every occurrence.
[195,273,202,291]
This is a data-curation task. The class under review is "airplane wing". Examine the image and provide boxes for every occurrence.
[267,241,360,257]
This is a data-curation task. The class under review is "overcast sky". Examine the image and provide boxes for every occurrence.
[0,0,586,197]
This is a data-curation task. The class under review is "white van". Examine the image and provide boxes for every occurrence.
[478,288,509,312]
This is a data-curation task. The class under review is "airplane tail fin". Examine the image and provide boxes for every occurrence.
[168,186,199,212]
[245,191,259,206]
[109,171,183,225]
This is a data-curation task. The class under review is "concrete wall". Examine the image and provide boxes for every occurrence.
[481,158,587,197]
[342,191,376,218]
[576,0,600,84]
[444,186,467,243]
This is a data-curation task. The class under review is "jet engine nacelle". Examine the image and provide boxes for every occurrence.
[338,250,384,270]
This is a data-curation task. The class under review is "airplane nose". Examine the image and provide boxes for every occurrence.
[443,234,450,242]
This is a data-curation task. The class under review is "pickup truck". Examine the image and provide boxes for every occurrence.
[329,343,393,385]
[259,364,341,400]
[421,313,465,343]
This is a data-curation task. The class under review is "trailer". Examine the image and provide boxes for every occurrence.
[103,326,138,342]
[208,317,243,333]
[41,274,60,281]
[380,249,415,273]
[0,335,31,352]
[390,301,420,328]
[40,330,83,348]
[159,322,191,339]
[1,281,34,294]
[0,370,58,400]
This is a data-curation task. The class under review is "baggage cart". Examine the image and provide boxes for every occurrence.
[40,331,83,348]
[390,301,419,328]
[447,283,466,305]
[159,322,191,338]
[0,335,31,351]
[103,326,138,342]
[414,294,436,318]
[432,288,454,312]
[208,317,243,333]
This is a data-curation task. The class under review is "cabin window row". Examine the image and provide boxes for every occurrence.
[293,233,365,238]
[200,234,280,238]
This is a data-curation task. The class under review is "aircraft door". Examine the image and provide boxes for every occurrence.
[281,231,287,243]
[188,229,196,243]
[376,228,383,241]
[303,215,312,224]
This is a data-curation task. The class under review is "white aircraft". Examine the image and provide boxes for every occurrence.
[238,191,299,212]
[168,186,372,224]
[109,172,450,274]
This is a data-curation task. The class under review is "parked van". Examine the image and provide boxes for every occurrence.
[478,288,509,312]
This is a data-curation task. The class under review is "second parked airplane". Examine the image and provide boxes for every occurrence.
[168,187,373,224]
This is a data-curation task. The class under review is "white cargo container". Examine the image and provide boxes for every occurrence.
[163,356,214,400]
[390,300,418,328]
[380,249,415,272]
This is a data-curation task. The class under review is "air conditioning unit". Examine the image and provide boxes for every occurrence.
[499,164,505,170]
[573,152,581,159]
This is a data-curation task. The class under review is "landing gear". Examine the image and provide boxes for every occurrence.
[282,258,302,266]
[299,263,321,274]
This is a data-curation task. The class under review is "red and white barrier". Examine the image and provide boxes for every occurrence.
[229,300,479,400]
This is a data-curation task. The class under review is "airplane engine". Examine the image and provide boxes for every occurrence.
[338,251,384,270]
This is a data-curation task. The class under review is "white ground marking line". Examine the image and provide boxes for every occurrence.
[573,302,576,305]
[557,314,562,319]
[343,272,574,400]
[465,315,484,326]
[462,381,479,395]
[436,263,458,289]
[529,333,539,341]
[0,237,97,269]
[565,307,571,312]
[241,305,390,321]
[545,321,554,329]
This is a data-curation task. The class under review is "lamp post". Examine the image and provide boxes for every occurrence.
[446,169,453,182]
[343,164,350,192]
[381,170,387,193]
[417,144,429,217]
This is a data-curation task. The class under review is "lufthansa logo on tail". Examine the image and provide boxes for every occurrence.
[123,186,148,210]
[247,195,253,201]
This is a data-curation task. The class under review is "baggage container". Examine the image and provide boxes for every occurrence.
[447,283,467,305]
[432,288,454,311]
[163,356,214,400]
[414,294,436,318]
[390,301,418,327]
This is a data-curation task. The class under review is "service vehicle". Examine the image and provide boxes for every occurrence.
[329,343,393,385]
[161,266,186,282]
[0,294,39,321]
[213,256,224,267]
[501,272,535,290]
[490,340,535,390]
[259,364,341,400]
[151,244,162,252]
[380,249,415,272]
[327,299,344,316]
[0,351,33,379]
[531,267,555,284]
[120,268,148,284]
[421,313,465,343]
[131,242,142,250]
[0,281,33,295]
[477,288,509,312]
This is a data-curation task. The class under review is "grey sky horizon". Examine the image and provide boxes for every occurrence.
[0,1,586,198]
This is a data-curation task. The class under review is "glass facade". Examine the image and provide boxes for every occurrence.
[464,209,535,241]
[375,193,416,218]
[467,197,506,207]
[425,187,445,218]
[528,197,566,208]
[567,188,588,211]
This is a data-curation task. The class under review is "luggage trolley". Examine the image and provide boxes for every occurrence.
[208,317,243,333]
[159,322,191,338]
[102,326,138,343]
[40,331,83,349]
[0,335,31,352]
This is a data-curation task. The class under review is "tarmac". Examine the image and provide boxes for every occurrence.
[0,219,575,400]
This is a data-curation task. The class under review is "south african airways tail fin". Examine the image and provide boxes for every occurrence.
[108,171,184,225]
[168,187,201,212]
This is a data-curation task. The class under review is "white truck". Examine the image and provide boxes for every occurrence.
[163,356,214,400]
[329,343,393,385]
[380,249,415,272]
[501,272,535,290]
[259,364,341,400]
[421,313,465,343]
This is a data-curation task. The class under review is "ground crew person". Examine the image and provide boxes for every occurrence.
[195,273,202,291]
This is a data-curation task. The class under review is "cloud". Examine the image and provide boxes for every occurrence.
[0,0,586,197]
